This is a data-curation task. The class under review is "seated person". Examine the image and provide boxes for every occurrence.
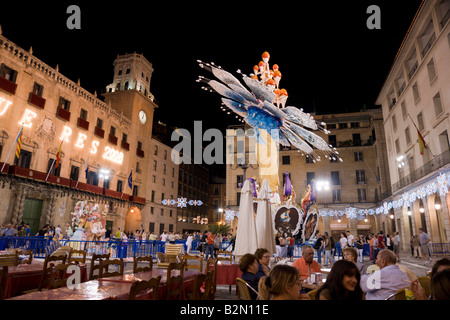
[258,264,306,300]
[430,268,450,300]
[411,258,450,300]
[342,247,365,275]
[292,245,322,280]
[360,249,409,300]
[255,248,271,277]
[238,253,262,300]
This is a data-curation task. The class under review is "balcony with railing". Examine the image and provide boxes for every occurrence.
[392,149,450,193]
[28,92,46,109]
[440,8,450,28]
[421,32,436,57]
[0,76,17,95]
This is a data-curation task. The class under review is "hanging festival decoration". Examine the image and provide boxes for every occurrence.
[161,198,204,208]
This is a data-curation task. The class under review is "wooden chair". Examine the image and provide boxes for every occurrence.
[418,276,431,298]
[15,249,33,265]
[205,258,218,299]
[99,258,124,279]
[157,244,183,268]
[89,253,110,280]
[385,287,409,300]
[129,276,161,300]
[183,254,203,272]
[68,250,87,264]
[187,270,214,300]
[236,278,252,300]
[308,288,319,300]
[0,266,8,300]
[166,261,186,300]
[216,250,232,262]
[47,263,80,290]
[133,256,153,273]
[0,254,15,300]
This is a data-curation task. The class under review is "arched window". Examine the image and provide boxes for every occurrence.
[124,82,129,90]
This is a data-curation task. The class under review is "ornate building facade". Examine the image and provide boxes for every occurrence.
[0,30,177,235]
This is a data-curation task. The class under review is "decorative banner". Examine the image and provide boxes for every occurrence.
[302,206,319,243]
[162,198,204,208]
[273,204,302,237]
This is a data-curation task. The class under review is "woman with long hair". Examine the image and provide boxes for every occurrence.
[316,260,365,300]
[258,265,303,300]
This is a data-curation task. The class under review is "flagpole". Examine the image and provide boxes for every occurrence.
[75,149,91,189]
[45,158,57,182]
[1,124,24,173]
[407,114,435,157]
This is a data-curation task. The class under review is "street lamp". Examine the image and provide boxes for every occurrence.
[316,180,330,192]
[435,197,441,210]
[419,200,425,213]
[99,169,110,194]
[397,155,406,169]
[407,206,412,216]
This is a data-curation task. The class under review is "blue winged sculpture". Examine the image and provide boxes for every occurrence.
[197,52,342,163]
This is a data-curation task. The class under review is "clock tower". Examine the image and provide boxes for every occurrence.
[103,52,158,139]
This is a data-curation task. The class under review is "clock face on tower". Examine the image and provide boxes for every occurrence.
[139,110,147,124]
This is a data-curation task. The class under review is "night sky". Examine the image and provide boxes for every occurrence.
[1,1,424,177]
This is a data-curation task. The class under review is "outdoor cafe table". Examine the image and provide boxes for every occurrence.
[214,261,242,286]
[4,262,88,299]
[8,269,200,300]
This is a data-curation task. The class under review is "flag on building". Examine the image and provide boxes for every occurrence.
[128,169,133,189]
[417,128,427,155]
[15,125,24,159]
[84,152,91,180]
[55,140,63,169]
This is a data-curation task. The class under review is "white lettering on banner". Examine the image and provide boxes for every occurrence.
[75,133,88,149]
[60,126,73,142]
[19,109,37,128]
[0,97,12,116]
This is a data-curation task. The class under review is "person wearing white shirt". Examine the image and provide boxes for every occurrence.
[339,232,348,259]
[186,234,193,253]
[360,249,409,300]
[346,231,354,248]
[160,231,168,242]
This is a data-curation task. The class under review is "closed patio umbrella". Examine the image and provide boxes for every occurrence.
[234,180,258,257]
[255,179,276,256]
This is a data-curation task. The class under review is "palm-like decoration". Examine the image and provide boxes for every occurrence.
[197,52,342,163]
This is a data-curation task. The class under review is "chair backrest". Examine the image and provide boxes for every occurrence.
[68,250,86,264]
[308,288,319,300]
[133,256,153,273]
[15,249,33,265]
[0,266,8,300]
[236,278,252,300]
[183,254,203,272]
[216,250,232,262]
[129,276,161,300]
[205,258,218,298]
[418,276,431,298]
[166,261,186,300]
[89,253,111,280]
[47,263,79,290]
[190,270,214,300]
[0,254,16,267]
[385,286,409,300]
[165,244,183,256]
[99,258,124,279]
[44,254,67,268]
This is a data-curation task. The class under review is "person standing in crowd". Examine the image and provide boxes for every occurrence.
[160,231,168,243]
[258,265,306,300]
[339,232,348,259]
[275,233,281,258]
[214,233,222,257]
[369,234,375,261]
[186,233,193,253]
[316,260,365,300]
[393,231,401,262]
[238,253,261,300]
[205,231,215,260]
[355,235,365,263]
[346,230,354,248]
[360,249,409,300]
[419,228,432,265]
[314,233,324,265]
[323,233,335,267]
[287,234,295,261]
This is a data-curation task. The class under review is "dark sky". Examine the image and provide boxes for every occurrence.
[1,1,423,177]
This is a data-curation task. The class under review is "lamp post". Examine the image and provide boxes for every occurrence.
[434,196,446,243]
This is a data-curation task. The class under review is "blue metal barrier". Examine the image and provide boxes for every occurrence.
[431,243,450,254]
[0,237,52,258]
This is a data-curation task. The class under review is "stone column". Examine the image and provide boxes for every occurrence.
[11,186,29,225]
[45,194,57,226]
